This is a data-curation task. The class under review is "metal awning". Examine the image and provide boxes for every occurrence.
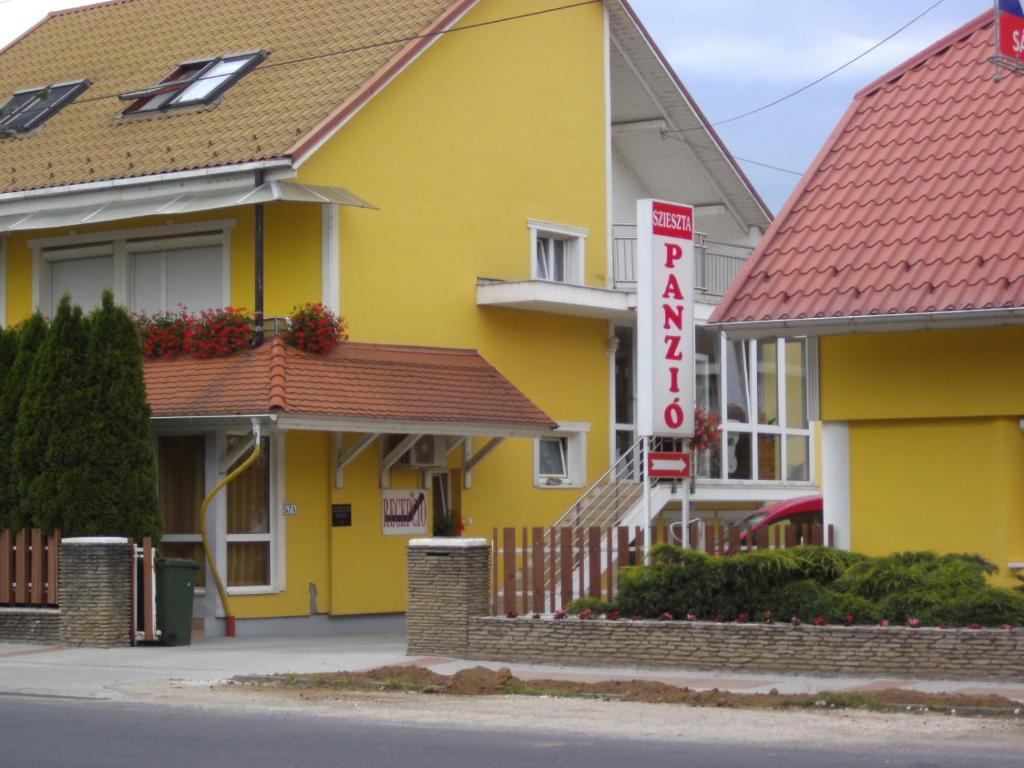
[0,180,375,233]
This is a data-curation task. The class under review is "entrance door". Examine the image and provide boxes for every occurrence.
[157,435,206,590]
[430,471,462,536]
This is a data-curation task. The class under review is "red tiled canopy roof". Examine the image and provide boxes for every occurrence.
[144,337,555,433]
[712,11,1024,326]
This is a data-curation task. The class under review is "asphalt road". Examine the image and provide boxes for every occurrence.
[1,693,1021,768]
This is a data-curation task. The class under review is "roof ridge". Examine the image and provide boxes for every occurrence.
[855,10,992,101]
[48,0,141,19]
[268,336,288,412]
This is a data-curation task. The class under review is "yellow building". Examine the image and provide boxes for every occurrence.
[0,0,786,633]
[711,11,1024,585]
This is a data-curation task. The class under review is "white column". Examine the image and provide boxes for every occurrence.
[321,203,341,313]
[822,421,851,550]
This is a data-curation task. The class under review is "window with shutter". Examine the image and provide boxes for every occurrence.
[48,254,114,311]
[132,243,224,314]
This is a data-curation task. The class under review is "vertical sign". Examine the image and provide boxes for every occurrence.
[998,1,1024,62]
[636,199,696,438]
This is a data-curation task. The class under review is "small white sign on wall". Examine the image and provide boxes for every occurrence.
[283,503,298,517]
[382,489,429,536]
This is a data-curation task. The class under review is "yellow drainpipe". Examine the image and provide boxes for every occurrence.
[200,420,263,638]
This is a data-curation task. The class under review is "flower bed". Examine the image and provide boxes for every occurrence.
[136,303,347,359]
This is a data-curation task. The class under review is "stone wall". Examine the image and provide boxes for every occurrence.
[0,608,59,644]
[58,538,133,647]
[465,618,1024,681]
[407,538,490,656]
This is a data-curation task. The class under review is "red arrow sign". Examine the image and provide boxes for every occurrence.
[648,451,690,478]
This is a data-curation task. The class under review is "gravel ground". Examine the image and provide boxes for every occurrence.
[136,681,1024,752]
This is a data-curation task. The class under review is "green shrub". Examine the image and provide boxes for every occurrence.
[718,550,799,618]
[762,580,880,624]
[0,316,46,529]
[566,597,617,615]
[14,297,92,533]
[788,546,865,583]
[617,551,724,618]
[74,292,161,541]
[650,542,686,565]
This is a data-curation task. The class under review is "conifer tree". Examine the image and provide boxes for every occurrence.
[83,291,160,541]
[13,297,91,533]
[0,326,18,382]
[0,315,47,530]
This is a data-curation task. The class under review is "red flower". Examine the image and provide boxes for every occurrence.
[812,616,826,626]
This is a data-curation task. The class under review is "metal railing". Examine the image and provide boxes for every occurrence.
[612,230,749,297]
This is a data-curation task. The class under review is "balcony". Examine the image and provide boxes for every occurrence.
[612,228,751,300]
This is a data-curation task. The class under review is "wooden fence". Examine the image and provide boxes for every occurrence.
[130,537,158,644]
[0,529,61,607]
[491,521,834,616]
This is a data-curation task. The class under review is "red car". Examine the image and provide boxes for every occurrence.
[736,495,822,544]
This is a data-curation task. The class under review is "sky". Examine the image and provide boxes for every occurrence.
[0,0,995,213]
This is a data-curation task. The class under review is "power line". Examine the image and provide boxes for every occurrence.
[662,131,804,177]
[35,0,604,108]
[666,0,947,134]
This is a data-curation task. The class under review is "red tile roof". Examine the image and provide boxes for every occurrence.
[712,12,1024,326]
[144,337,556,432]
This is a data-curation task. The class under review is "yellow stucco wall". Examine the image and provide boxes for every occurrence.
[1,0,609,620]
[822,328,1024,585]
[296,0,609,616]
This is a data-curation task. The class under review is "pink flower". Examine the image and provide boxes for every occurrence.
[877,619,890,628]
[812,616,826,626]
[685,613,698,622]
[969,622,983,630]
[790,616,802,626]
[906,618,921,628]
[554,609,567,620]
[1002,624,1013,631]
[844,614,856,626]
[578,609,593,621]
[659,611,674,621]
[605,610,621,621]
[736,612,750,623]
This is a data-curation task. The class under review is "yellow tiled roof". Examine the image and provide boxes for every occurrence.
[0,0,458,193]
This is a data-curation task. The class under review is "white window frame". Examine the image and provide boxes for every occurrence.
[29,219,234,316]
[712,333,817,485]
[533,421,589,489]
[220,430,286,596]
[528,219,587,285]
[127,232,229,314]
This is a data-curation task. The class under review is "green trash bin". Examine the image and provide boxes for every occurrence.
[155,557,199,646]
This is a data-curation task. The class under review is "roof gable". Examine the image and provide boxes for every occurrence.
[711,11,1024,327]
[0,0,464,194]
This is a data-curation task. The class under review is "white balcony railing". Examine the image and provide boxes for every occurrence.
[612,228,750,298]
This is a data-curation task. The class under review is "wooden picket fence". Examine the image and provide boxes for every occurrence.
[492,521,833,616]
[0,529,61,607]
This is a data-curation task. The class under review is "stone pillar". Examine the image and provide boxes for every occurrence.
[59,537,133,647]
[407,538,490,657]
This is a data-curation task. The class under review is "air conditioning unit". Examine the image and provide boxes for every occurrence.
[389,435,445,469]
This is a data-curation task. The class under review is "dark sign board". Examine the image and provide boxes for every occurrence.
[332,504,352,527]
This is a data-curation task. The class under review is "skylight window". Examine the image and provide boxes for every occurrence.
[120,51,267,114]
[0,80,90,136]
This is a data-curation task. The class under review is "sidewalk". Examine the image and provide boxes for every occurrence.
[1,630,1022,704]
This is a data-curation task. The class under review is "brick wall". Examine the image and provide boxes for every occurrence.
[466,618,1024,681]
[58,538,133,647]
[407,538,490,656]
[0,608,59,643]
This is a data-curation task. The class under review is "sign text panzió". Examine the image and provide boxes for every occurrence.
[637,199,696,438]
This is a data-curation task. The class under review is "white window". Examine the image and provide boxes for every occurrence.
[223,433,285,594]
[41,244,115,312]
[31,221,232,316]
[534,422,588,488]
[529,220,587,285]
[694,326,817,484]
[131,239,225,314]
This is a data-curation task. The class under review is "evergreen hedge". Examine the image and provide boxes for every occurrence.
[13,297,92,533]
[82,293,160,541]
[613,544,1024,627]
[4,293,161,540]
[0,315,47,530]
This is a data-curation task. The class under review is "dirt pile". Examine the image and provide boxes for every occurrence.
[235,666,1023,716]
